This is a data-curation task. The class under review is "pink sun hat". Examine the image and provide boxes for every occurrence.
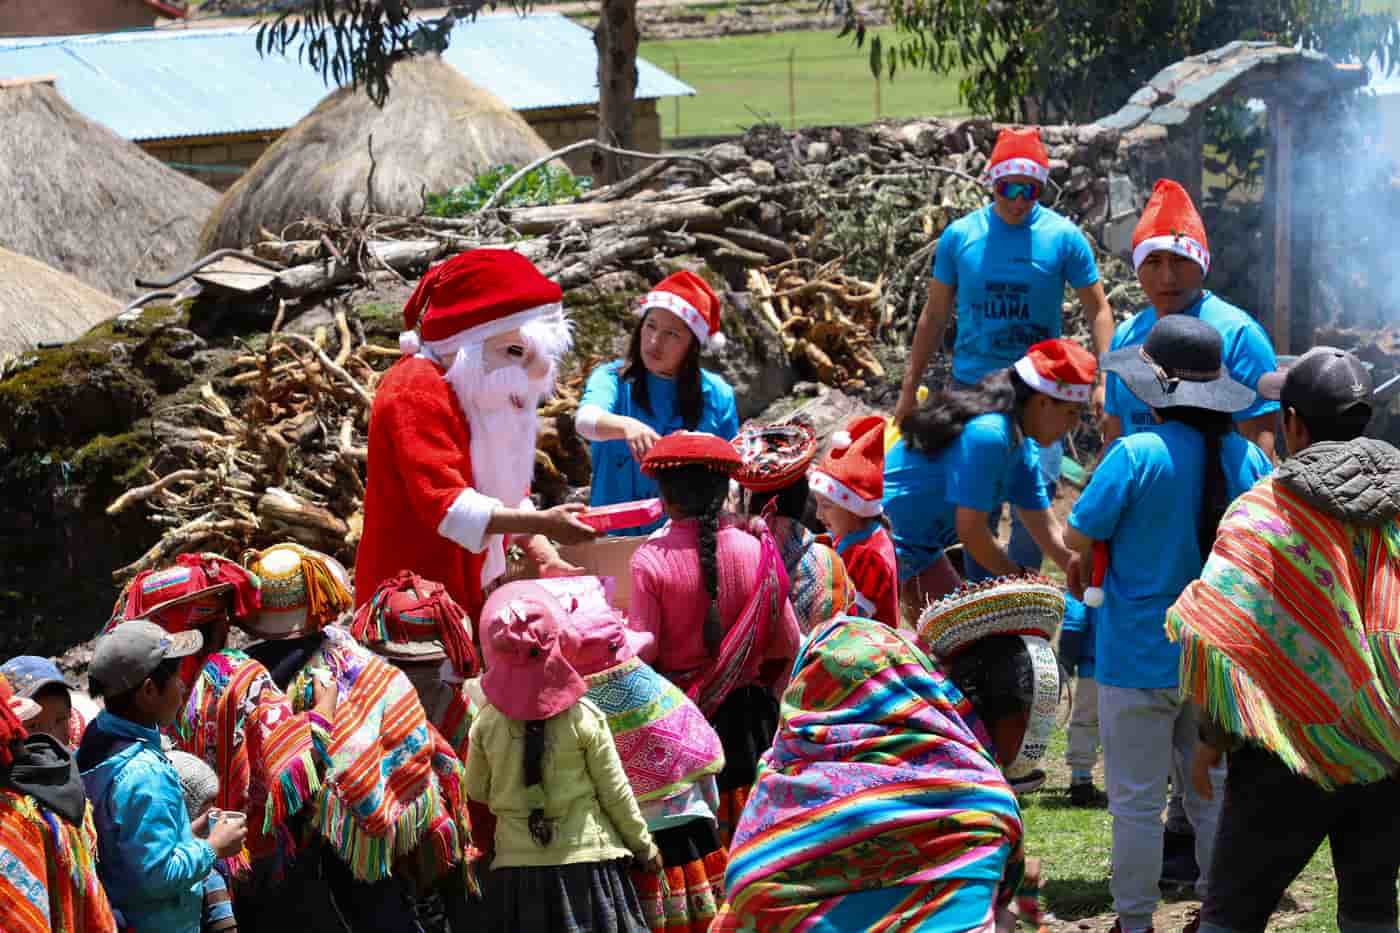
[480,581,588,721]
[560,606,650,678]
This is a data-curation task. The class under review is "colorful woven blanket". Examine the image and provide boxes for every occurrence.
[0,790,115,933]
[585,655,725,805]
[1167,479,1400,788]
[712,617,1026,932]
[768,516,852,634]
[290,626,470,885]
[176,650,322,878]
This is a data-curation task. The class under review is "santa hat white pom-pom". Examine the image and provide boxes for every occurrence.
[1084,586,1105,608]
[399,330,422,356]
[831,431,853,451]
[708,331,727,353]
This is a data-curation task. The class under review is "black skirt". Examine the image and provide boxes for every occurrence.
[710,683,780,793]
[484,858,649,933]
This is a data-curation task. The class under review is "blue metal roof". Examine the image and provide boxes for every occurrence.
[0,12,693,141]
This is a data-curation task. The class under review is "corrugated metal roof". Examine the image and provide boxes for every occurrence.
[0,12,693,141]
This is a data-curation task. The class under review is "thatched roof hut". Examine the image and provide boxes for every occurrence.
[0,79,217,301]
[200,55,557,252]
[0,247,121,359]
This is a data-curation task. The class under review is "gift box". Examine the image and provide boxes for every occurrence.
[578,498,663,533]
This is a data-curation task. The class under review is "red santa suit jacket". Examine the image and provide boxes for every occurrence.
[355,356,502,621]
[834,522,900,628]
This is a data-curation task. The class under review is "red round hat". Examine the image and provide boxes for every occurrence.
[1012,338,1098,403]
[639,270,725,352]
[640,430,743,478]
[399,248,564,357]
[988,127,1049,185]
[809,414,887,518]
[1132,179,1210,275]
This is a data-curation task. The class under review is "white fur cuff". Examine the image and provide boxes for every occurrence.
[437,488,502,554]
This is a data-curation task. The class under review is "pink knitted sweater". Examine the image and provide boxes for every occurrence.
[628,517,800,682]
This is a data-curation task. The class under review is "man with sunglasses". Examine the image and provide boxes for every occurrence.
[895,126,1115,580]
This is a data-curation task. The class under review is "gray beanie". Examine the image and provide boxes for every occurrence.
[167,750,219,822]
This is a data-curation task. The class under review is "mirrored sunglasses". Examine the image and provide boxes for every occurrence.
[995,180,1042,202]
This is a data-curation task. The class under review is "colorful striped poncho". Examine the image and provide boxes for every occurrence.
[0,790,116,933]
[1167,478,1400,788]
[288,626,473,887]
[712,616,1026,932]
[176,650,322,879]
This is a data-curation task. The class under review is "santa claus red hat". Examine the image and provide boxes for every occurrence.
[1132,179,1210,276]
[809,414,887,518]
[988,127,1050,186]
[639,270,726,352]
[1013,338,1098,403]
[399,248,565,359]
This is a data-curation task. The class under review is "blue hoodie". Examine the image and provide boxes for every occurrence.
[78,710,214,933]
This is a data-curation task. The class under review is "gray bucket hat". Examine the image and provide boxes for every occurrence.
[1100,314,1255,414]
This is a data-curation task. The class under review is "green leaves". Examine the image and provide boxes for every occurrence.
[424,164,593,218]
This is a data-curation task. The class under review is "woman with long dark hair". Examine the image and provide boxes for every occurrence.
[1065,314,1272,933]
[575,272,740,534]
[627,432,800,846]
[884,338,1095,619]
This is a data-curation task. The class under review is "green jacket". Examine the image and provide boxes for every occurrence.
[465,698,658,869]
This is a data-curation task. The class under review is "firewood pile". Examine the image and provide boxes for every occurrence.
[748,259,887,392]
[104,308,393,582]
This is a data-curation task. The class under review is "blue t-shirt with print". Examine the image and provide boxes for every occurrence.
[1068,421,1272,690]
[1105,292,1279,436]
[932,203,1099,384]
[580,361,739,534]
[884,413,1050,582]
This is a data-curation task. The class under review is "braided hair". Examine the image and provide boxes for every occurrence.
[1156,406,1235,561]
[655,463,731,655]
[523,719,553,846]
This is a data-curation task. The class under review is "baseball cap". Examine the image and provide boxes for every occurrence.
[1257,347,1373,418]
[0,656,68,699]
[89,621,203,697]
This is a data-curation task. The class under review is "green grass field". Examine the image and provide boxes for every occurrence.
[640,28,970,138]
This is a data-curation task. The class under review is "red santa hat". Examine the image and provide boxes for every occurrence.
[1132,179,1210,276]
[639,270,726,352]
[399,248,565,359]
[1012,338,1098,403]
[988,127,1050,186]
[809,414,887,518]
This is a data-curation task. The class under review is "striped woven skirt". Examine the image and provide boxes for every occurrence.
[632,818,727,933]
[709,684,780,848]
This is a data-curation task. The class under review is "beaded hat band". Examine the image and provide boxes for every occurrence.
[915,575,1065,661]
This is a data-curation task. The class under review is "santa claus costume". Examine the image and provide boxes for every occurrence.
[810,415,901,629]
[355,249,574,620]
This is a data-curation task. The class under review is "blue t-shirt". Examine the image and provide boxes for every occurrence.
[883,413,1049,581]
[580,361,739,534]
[932,203,1099,384]
[1068,422,1272,690]
[1106,292,1279,436]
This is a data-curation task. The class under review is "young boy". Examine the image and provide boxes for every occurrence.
[1,656,76,746]
[78,621,247,933]
[169,750,238,933]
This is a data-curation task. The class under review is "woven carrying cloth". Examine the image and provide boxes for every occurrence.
[1167,478,1400,789]
[290,626,471,885]
[0,790,114,933]
[764,516,853,635]
[712,617,1027,932]
[175,650,322,879]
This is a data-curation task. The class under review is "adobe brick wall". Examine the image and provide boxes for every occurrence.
[524,100,662,176]
[141,133,278,192]
[0,0,158,36]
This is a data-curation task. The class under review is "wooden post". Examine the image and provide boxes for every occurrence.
[1271,106,1293,354]
[673,52,682,137]
[788,48,796,130]
[874,70,882,120]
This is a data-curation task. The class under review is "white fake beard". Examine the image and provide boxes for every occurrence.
[444,343,554,508]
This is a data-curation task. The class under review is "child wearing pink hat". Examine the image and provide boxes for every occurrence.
[563,606,727,933]
[810,414,901,628]
[466,581,660,933]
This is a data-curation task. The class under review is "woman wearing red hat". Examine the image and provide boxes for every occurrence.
[1102,179,1279,453]
[575,272,740,535]
[627,431,800,845]
[886,337,1096,608]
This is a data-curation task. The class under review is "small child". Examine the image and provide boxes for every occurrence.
[1058,596,1106,807]
[0,656,80,748]
[810,415,900,628]
[78,621,248,933]
[169,750,238,933]
[466,581,661,933]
